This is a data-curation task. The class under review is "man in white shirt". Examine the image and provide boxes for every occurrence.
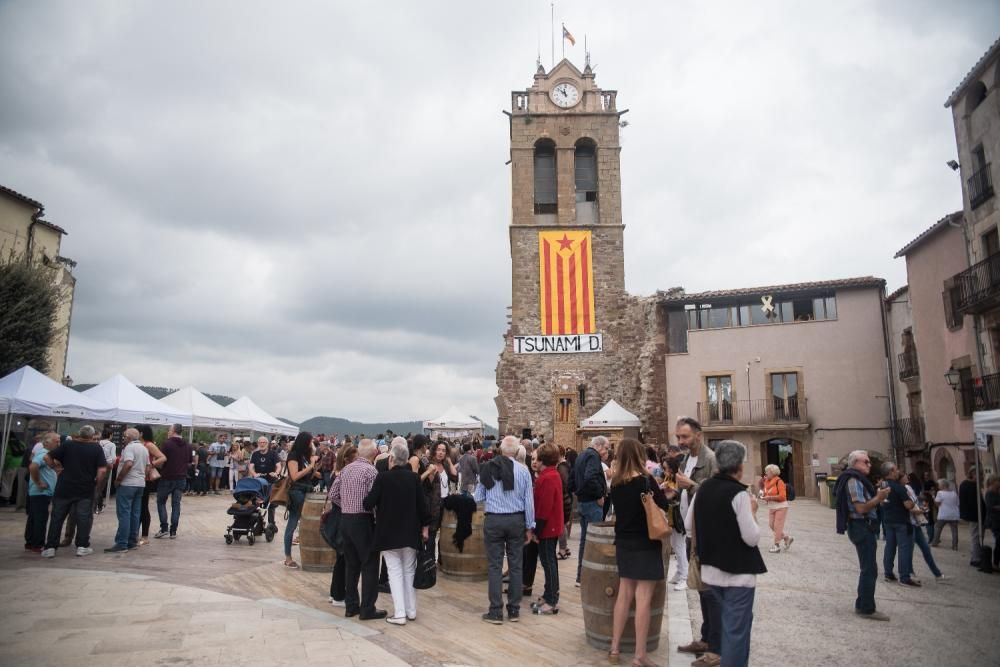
[207,433,229,495]
[105,428,150,552]
[94,427,117,514]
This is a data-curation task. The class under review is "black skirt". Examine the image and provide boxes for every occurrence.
[615,543,664,581]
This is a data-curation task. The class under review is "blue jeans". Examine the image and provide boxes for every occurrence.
[576,499,604,581]
[709,585,755,667]
[847,519,878,614]
[156,479,185,534]
[285,487,307,558]
[911,521,942,577]
[114,485,143,549]
[883,522,915,582]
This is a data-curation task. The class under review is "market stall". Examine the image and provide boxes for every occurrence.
[82,374,193,426]
[422,407,483,441]
[577,399,642,451]
[227,396,298,437]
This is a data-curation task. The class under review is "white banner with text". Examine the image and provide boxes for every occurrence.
[513,334,603,354]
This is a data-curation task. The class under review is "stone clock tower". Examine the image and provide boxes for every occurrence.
[495,59,657,450]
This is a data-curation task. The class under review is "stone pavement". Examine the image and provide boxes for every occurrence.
[0,494,998,666]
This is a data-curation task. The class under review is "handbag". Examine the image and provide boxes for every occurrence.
[687,506,706,591]
[269,476,290,507]
[641,477,671,542]
[145,464,161,482]
[320,503,343,550]
[413,541,437,590]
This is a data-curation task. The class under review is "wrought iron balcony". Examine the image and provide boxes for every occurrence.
[954,252,1000,314]
[968,163,994,209]
[897,348,919,380]
[960,372,1000,413]
[697,398,808,429]
[892,417,926,452]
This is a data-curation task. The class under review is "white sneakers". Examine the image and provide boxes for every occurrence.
[768,544,782,553]
[385,616,407,626]
[76,547,93,557]
[783,535,795,551]
[667,573,681,584]
[673,581,688,591]
[329,598,346,607]
[41,548,55,558]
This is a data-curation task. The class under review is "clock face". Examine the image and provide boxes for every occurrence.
[550,82,580,108]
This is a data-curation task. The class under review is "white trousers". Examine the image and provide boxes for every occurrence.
[670,530,688,579]
[383,547,418,619]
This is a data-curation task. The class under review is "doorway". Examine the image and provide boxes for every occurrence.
[760,438,804,495]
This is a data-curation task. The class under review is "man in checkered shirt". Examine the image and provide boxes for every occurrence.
[330,439,386,620]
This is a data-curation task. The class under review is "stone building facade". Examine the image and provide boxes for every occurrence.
[494,60,669,449]
[0,184,76,382]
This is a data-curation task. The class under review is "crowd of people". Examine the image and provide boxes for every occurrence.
[10,417,1000,667]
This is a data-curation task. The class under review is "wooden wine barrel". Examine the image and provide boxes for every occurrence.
[439,503,488,581]
[299,493,335,572]
[580,521,665,652]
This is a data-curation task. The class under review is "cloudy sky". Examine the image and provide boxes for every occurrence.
[1,1,997,424]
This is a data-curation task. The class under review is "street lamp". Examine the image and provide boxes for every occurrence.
[944,367,961,389]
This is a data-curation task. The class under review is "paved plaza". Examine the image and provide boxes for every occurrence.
[0,495,997,666]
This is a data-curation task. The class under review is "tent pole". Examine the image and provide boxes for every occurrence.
[975,446,983,558]
[0,410,12,478]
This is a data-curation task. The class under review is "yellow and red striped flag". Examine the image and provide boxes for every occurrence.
[538,230,596,335]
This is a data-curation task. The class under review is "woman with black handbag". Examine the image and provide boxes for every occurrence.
[363,437,430,626]
[607,438,670,667]
[282,432,320,569]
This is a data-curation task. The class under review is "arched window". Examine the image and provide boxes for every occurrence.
[575,139,598,223]
[967,80,988,114]
[534,140,557,215]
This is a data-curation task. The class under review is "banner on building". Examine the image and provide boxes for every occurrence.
[538,230,596,335]
[513,334,603,354]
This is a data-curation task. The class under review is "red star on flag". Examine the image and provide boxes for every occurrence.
[557,234,574,251]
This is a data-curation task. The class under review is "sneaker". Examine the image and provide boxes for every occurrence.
[673,581,688,591]
[406,614,416,621]
[783,535,794,551]
[768,544,781,553]
[507,611,520,623]
[856,610,890,621]
[481,612,503,625]
[76,547,93,557]
[169,533,177,539]
[667,573,681,584]
[41,548,56,558]
[691,654,721,667]
[154,530,169,539]
[934,575,951,584]
[104,546,129,553]
[899,578,922,588]
[94,506,103,515]
[385,616,406,626]
[329,599,346,607]
[884,573,897,582]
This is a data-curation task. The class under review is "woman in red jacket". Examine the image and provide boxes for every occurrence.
[532,443,565,615]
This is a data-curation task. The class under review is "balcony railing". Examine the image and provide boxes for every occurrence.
[968,163,994,209]
[898,348,919,380]
[960,372,1000,413]
[893,417,926,452]
[955,252,1000,314]
[697,398,808,428]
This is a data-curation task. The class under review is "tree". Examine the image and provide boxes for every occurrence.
[0,256,64,377]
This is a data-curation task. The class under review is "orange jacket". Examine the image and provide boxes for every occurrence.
[763,476,787,502]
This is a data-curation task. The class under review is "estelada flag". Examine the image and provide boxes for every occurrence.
[562,25,576,47]
[538,230,596,335]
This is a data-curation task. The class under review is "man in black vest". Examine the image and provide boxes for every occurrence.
[688,440,766,667]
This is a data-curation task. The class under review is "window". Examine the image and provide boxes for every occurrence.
[770,372,800,420]
[534,140,557,215]
[667,308,689,353]
[967,81,988,113]
[574,141,597,202]
[983,228,1000,258]
[943,285,963,329]
[705,376,733,423]
[680,294,836,330]
[958,367,974,418]
[557,397,572,422]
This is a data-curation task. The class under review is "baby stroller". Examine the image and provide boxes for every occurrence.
[225,477,277,545]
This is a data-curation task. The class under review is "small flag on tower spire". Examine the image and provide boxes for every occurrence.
[562,24,576,46]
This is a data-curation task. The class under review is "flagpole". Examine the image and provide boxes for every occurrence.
[550,3,555,68]
[562,23,565,60]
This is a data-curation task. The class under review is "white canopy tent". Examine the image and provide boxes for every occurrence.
[423,407,483,439]
[971,410,999,553]
[82,374,193,427]
[0,365,117,474]
[580,399,642,429]
[160,386,252,431]
[227,396,298,437]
